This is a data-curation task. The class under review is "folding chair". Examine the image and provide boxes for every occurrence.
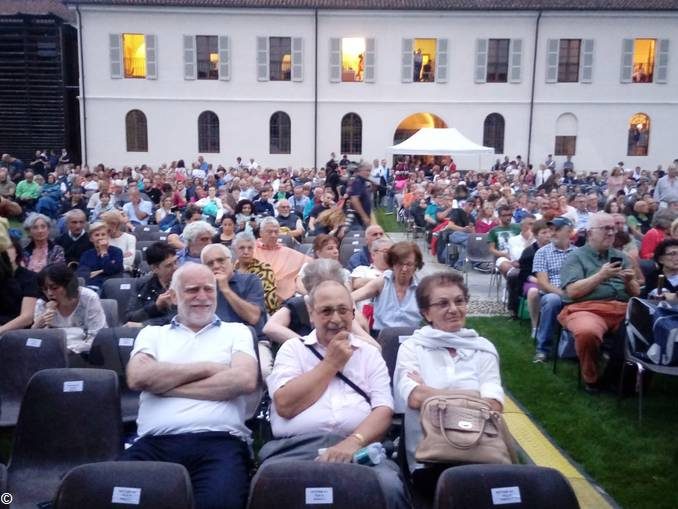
[0,368,122,508]
[339,243,362,268]
[132,225,162,241]
[100,298,120,327]
[463,234,501,299]
[100,277,139,324]
[54,461,194,509]
[0,329,68,427]
[376,327,415,386]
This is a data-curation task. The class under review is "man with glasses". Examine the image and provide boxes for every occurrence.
[275,198,305,240]
[557,212,641,393]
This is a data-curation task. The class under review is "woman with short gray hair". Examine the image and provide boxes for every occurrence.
[232,230,279,314]
[22,212,64,272]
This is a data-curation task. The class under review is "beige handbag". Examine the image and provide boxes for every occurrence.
[415,392,518,465]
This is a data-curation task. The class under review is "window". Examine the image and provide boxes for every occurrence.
[555,136,577,156]
[196,35,218,80]
[558,39,580,83]
[486,39,509,83]
[627,113,650,156]
[413,38,436,82]
[341,113,362,154]
[555,113,577,156]
[632,39,656,83]
[270,111,291,154]
[198,111,219,153]
[483,114,505,154]
[125,110,148,152]
[123,34,146,78]
[341,37,366,82]
[269,37,292,81]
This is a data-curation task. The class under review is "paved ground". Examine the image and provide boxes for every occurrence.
[388,232,509,316]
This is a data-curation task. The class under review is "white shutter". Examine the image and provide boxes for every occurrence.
[401,38,413,83]
[580,39,594,83]
[257,36,269,81]
[218,35,230,81]
[145,34,157,79]
[545,39,559,83]
[509,38,522,83]
[474,38,487,83]
[183,35,196,80]
[364,37,376,83]
[620,38,634,83]
[291,37,303,82]
[109,33,122,79]
[329,37,341,82]
[655,39,669,84]
[435,38,448,83]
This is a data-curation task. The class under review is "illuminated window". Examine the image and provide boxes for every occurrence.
[198,111,220,153]
[270,111,291,154]
[341,113,362,154]
[627,113,650,156]
[486,39,509,83]
[413,38,436,82]
[341,38,366,82]
[270,37,291,81]
[558,39,580,83]
[632,39,656,83]
[125,110,147,152]
[123,33,146,78]
[197,35,218,80]
[483,113,505,154]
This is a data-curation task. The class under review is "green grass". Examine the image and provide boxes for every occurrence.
[374,207,404,233]
[467,317,678,509]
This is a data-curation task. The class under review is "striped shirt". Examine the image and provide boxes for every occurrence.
[532,242,576,287]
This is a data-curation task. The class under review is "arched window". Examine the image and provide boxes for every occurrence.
[627,113,650,156]
[341,113,362,154]
[198,111,220,153]
[483,113,505,154]
[125,110,147,152]
[269,111,291,154]
[555,113,578,156]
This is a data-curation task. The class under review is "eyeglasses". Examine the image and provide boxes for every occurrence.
[428,298,468,311]
[662,250,678,257]
[314,306,354,318]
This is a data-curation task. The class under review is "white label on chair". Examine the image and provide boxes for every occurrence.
[63,380,84,392]
[305,488,333,504]
[351,241,359,245]
[143,227,150,231]
[111,486,142,505]
[160,236,166,240]
[491,486,521,505]
[119,337,135,347]
[26,338,42,348]
[120,283,132,290]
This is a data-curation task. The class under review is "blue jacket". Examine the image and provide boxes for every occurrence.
[76,246,124,288]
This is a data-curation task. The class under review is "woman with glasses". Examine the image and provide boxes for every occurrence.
[642,238,678,301]
[393,271,504,489]
[351,241,423,337]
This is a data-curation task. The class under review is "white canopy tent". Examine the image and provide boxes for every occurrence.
[387,127,495,169]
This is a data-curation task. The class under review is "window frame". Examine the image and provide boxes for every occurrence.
[340,113,362,155]
[122,33,146,79]
[270,111,291,154]
[196,35,219,80]
[483,113,505,154]
[486,38,510,83]
[198,111,220,153]
[554,135,577,156]
[557,39,581,83]
[125,109,148,152]
[269,36,292,81]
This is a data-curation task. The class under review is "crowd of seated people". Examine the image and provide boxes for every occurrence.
[1,149,678,507]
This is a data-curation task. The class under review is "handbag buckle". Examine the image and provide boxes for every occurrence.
[457,420,473,430]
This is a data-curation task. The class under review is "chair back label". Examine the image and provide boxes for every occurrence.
[305,488,333,505]
[26,338,42,348]
[112,486,142,505]
[491,486,522,505]
[119,337,135,347]
[63,380,84,392]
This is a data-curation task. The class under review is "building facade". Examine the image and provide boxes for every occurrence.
[70,0,678,171]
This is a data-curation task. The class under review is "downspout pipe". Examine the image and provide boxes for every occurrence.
[527,10,542,166]
[75,5,87,166]
[313,8,318,170]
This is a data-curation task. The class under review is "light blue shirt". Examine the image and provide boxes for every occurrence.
[123,199,153,225]
[372,270,421,330]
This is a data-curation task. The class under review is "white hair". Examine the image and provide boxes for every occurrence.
[259,216,280,230]
[169,262,214,293]
[200,243,232,263]
[232,230,256,247]
[587,212,614,231]
[23,212,52,230]
[182,220,216,243]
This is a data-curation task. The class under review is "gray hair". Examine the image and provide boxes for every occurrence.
[182,220,216,243]
[200,243,232,263]
[587,212,614,231]
[301,258,346,295]
[370,238,393,253]
[259,216,280,230]
[652,208,678,230]
[170,261,214,293]
[307,279,352,310]
[23,212,52,230]
[232,230,256,248]
[64,209,87,222]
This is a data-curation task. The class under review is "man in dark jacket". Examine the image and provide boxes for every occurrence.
[57,209,93,268]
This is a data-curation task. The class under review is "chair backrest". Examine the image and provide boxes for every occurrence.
[376,327,415,385]
[89,327,141,376]
[277,235,297,249]
[136,240,157,253]
[100,299,119,328]
[100,278,138,323]
[466,234,493,263]
[54,461,194,509]
[9,368,122,470]
[248,460,387,509]
[339,243,361,267]
[0,329,68,416]
[434,464,579,509]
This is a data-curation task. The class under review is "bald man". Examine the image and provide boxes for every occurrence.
[347,224,385,271]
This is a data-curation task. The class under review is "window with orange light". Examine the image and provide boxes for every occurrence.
[627,113,650,156]
[341,38,365,82]
[413,38,436,82]
[632,39,655,83]
[197,35,219,80]
[123,33,146,78]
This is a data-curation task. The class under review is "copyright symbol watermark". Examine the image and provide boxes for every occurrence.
[0,492,13,505]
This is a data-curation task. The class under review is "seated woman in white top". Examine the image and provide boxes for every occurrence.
[33,262,107,353]
[394,271,504,479]
[101,210,136,273]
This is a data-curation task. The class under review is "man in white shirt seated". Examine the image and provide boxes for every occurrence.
[122,187,152,226]
[260,280,409,509]
[123,262,259,509]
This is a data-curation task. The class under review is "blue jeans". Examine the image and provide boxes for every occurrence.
[449,231,469,269]
[535,293,564,354]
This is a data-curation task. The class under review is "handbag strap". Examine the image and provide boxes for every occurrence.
[436,399,489,450]
[302,340,372,406]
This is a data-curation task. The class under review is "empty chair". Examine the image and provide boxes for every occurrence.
[248,460,387,509]
[434,464,579,509]
[0,329,68,427]
[464,234,501,298]
[54,461,194,509]
[89,327,141,423]
[100,277,138,323]
[376,327,415,386]
[132,225,162,241]
[0,368,122,508]
[99,298,120,327]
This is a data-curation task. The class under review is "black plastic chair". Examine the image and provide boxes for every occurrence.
[101,277,141,324]
[376,327,415,386]
[0,329,68,427]
[132,225,162,242]
[54,461,194,509]
[248,460,387,509]
[434,464,579,509]
[89,327,141,423]
[339,243,362,268]
[0,368,123,508]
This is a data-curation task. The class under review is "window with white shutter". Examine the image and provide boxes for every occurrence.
[620,38,634,83]
[257,36,269,81]
[364,38,376,83]
[655,39,669,84]
[474,38,488,83]
[580,39,594,83]
[401,38,413,83]
[329,38,341,83]
[509,39,522,83]
[218,35,230,81]
[145,34,157,80]
[436,38,448,83]
[545,38,559,83]
[109,34,122,79]
[183,35,196,80]
[291,37,303,81]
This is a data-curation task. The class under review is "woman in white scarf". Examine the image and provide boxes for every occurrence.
[394,271,504,478]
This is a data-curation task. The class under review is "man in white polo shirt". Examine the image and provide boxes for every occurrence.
[123,262,259,509]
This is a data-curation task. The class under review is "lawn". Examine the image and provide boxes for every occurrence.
[374,207,404,233]
[467,317,678,509]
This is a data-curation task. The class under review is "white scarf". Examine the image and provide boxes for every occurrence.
[408,325,498,359]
